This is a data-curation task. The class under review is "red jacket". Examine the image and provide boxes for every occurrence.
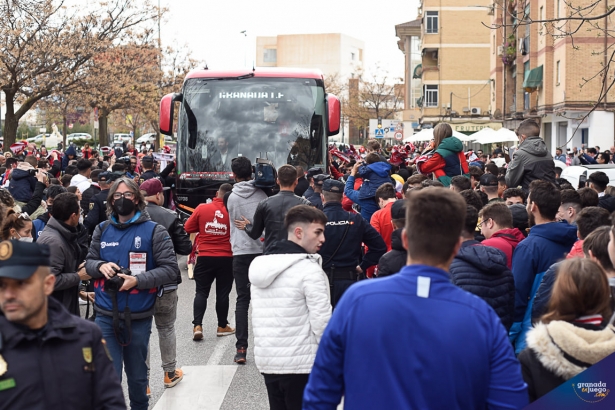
[184,197,232,257]
[567,240,584,259]
[481,228,525,269]
[341,177,362,213]
[370,201,395,251]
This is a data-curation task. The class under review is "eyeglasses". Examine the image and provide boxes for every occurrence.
[477,218,491,229]
[112,192,135,200]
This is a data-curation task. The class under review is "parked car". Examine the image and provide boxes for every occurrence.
[561,164,615,189]
[67,133,93,142]
[136,133,157,144]
[113,133,132,144]
[27,133,49,143]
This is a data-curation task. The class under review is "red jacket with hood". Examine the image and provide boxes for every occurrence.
[481,228,525,269]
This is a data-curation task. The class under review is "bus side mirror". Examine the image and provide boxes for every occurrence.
[160,93,183,136]
[326,94,341,136]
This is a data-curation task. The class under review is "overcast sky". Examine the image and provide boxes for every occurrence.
[160,0,420,79]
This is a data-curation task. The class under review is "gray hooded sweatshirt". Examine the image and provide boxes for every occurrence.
[227,181,268,255]
[505,136,555,192]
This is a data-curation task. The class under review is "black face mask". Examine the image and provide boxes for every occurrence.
[113,197,135,216]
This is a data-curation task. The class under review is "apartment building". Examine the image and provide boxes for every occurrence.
[255,33,364,80]
[490,0,615,150]
[397,0,501,134]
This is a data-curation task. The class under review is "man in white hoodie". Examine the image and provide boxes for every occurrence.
[225,157,268,364]
[249,205,332,410]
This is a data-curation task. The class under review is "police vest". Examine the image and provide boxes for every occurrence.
[94,219,157,314]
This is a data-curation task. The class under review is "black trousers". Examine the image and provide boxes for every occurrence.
[192,256,234,328]
[331,279,355,309]
[233,253,259,349]
[263,373,310,410]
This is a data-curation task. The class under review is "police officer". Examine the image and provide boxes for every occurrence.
[302,167,323,199]
[306,174,330,210]
[0,240,125,409]
[318,179,387,307]
[138,156,158,184]
[83,172,121,234]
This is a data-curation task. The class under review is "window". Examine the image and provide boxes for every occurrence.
[424,85,438,107]
[556,60,561,85]
[426,11,438,34]
[263,49,277,63]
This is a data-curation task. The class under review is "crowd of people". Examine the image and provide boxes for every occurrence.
[2,118,615,409]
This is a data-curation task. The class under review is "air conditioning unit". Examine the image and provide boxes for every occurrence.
[444,103,450,109]
[462,106,470,113]
[471,107,482,115]
[497,45,505,56]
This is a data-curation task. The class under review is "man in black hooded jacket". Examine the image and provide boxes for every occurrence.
[377,200,407,277]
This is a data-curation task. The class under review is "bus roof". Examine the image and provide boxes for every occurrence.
[185,67,324,81]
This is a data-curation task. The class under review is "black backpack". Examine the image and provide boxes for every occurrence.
[253,158,277,189]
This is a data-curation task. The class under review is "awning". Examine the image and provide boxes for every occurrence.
[523,65,543,92]
[413,64,423,79]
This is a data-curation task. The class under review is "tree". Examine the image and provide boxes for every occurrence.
[0,0,159,148]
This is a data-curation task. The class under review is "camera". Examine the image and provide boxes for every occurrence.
[28,169,38,177]
[104,267,132,293]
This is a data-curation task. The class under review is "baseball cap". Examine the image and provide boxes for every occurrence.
[0,240,50,280]
[391,199,407,220]
[313,174,331,187]
[323,179,344,193]
[98,172,122,183]
[307,167,323,179]
[480,173,499,187]
[140,178,169,196]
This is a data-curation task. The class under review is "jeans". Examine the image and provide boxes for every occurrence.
[263,373,310,410]
[146,290,178,375]
[96,314,153,410]
[233,253,259,349]
[193,256,234,328]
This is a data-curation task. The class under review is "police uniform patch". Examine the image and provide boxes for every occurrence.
[0,242,12,261]
[82,347,92,364]
[89,202,94,211]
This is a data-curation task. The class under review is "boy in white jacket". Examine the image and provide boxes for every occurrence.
[249,204,332,410]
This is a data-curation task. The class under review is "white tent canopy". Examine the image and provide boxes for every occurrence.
[404,128,475,143]
[470,127,498,144]
[473,127,518,144]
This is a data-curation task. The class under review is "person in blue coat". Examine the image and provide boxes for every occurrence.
[344,160,381,222]
[508,180,578,355]
[62,144,78,171]
[303,188,528,410]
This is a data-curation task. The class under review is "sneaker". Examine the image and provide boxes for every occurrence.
[146,386,152,398]
[193,325,203,341]
[217,325,236,337]
[164,369,184,388]
[234,348,247,364]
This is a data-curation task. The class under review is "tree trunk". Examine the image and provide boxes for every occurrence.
[62,113,68,149]
[99,112,109,147]
[2,91,18,149]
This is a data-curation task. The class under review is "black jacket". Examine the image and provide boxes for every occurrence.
[145,203,192,286]
[83,189,109,233]
[245,190,313,253]
[598,194,615,213]
[294,177,309,197]
[20,181,46,216]
[81,184,101,217]
[138,169,158,185]
[0,297,126,410]
[377,228,406,277]
[36,218,89,316]
[318,202,386,272]
[449,240,515,331]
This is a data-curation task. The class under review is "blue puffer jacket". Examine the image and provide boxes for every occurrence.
[531,261,561,321]
[357,161,391,199]
[8,168,36,202]
[449,240,515,331]
[509,221,577,354]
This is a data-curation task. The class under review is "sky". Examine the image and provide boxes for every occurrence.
[159,0,421,80]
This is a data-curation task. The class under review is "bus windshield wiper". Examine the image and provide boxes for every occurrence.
[204,73,255,81]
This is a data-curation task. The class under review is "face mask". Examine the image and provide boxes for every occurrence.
[16,233,33,242]
[113,197,135,216]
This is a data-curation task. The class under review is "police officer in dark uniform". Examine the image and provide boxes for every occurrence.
[138,156,158,185]
[302,167,323,199]
[306,174,330,210]
[318,179,387,307]
[0,240,125,409]
[83,172,121,234]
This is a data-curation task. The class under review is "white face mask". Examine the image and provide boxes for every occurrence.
[16,233,33,242]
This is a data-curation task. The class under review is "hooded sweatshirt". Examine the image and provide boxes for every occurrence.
[8,162,36,202]
[509,221,578,354]
[449,240,515,331]
[418,137,469,186]
[357,162,392,199]
[62,145,77,170]
[505,136,555,192]
[226,181,268,255]
[481,228,526,269]
[249,239,331,374]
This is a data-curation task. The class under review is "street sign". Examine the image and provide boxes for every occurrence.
[374,128,385,138]
[395,132,403,141]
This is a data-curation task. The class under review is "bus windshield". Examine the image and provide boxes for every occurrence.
[177,77,327,174]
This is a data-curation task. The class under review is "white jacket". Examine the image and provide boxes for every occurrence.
[249,252,332,374]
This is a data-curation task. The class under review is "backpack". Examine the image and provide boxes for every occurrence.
[253,158,277,189]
